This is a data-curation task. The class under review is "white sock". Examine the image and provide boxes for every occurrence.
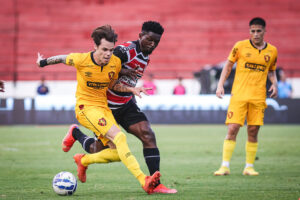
[222,161,230,168]
[245,163,253,168]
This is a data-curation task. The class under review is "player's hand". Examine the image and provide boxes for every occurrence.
[0,80,4,92]
[36,52,44,67]
[120,67,142,80]
[131,87,151,98]
[268,84,278,98]
[216,85,225,99]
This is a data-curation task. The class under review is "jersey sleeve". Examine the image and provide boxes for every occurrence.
[269,48,278,71]
[113,45,129,64]
[113,57,122,80]
[66,53,83,68]
[228,42,240,63]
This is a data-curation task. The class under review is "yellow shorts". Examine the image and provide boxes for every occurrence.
[75,104,120,146]
[225,98,267,126]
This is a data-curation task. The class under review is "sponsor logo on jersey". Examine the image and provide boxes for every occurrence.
[246,53,252,58]
[87,81,109,89]
[264,55,270,63]
[85,72,92,77]
[108,72,115,80]
[245,62,266,72]
[98,118,107,126]
[110,65,116,68]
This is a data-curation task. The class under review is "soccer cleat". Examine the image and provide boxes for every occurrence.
[74,154,88,183]
[142,171,161,194]
[153,184,177,194]
[243,167,259,176]
[62,124,78,152]
[214,166,230,176]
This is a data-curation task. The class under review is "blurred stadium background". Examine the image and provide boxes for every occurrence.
[0,0,300,124]
[1,1,300,199]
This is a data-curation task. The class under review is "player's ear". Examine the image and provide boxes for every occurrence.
[94,43,97,50]
[139,32,143,39]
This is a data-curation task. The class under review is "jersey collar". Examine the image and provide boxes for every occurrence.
[90,51,101,66]
[249,39,268,50]
[135,40,149,59]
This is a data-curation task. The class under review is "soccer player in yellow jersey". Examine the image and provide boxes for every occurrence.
[36,25,160,194]
[214,17,278,176]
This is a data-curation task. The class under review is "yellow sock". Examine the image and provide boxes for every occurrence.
[246,141,258,164]
[222,139,236,163]
[81,148,121,167]
[113,132,146,186]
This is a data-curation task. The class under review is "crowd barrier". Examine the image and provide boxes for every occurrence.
[0,95,299,124]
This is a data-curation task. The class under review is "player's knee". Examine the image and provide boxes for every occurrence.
[139,128,156,145]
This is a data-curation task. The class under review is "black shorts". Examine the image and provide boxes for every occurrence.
[111,99,148,132]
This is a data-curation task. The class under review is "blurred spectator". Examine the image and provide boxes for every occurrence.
[0,80,4,92]
[37,76,49,95]
[278,70,292,98]
[143,74,157,95]
[194,61,235,94]
[173,77,186,95]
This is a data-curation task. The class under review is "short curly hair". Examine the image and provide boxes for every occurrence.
[142,21,164,35]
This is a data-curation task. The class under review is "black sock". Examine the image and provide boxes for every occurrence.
[143,148,161,184]
[72,128,95,153]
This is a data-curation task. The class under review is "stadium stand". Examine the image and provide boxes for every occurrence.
[0,0,300,81]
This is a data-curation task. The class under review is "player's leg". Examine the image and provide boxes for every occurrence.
[105,124,160,194]
[214,99,247,176]
[62,124,105,153]
[243,101,265,175]
[72,105,121,183]
[122,102,177,193]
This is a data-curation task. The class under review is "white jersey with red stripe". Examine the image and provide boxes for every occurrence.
[107,40,150,109]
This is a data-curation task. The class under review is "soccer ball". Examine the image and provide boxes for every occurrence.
[52,171,77,196]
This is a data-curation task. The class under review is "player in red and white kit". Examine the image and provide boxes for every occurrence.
[62,21,177,194]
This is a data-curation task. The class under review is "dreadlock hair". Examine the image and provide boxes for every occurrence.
[142,21,164,35]
[91,25,118,46]
[249,17,266,28]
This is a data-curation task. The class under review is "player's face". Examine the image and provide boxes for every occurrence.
[94,38,115,66]
[139,31,161,55]
[249,25,265,46]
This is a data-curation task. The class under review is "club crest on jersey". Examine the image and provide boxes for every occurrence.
[108,72,115,80]
[98,118,107,126]
[227,111,233,119]
[264,55,270,63]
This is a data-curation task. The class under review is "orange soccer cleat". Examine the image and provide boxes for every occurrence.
[142,171,161,194]
[153,184,177,194]
[62,124,78,152]
[73,154,88,183]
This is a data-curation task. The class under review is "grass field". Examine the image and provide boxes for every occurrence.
[0,125,299,200]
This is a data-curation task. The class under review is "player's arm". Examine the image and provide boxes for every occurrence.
[36,52,67,67]
[267,70,278,98]
[109,79,150,98]
[120,68,142,80]
[216,60,235,98]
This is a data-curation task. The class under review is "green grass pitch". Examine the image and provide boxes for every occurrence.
[0,125,299,200]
